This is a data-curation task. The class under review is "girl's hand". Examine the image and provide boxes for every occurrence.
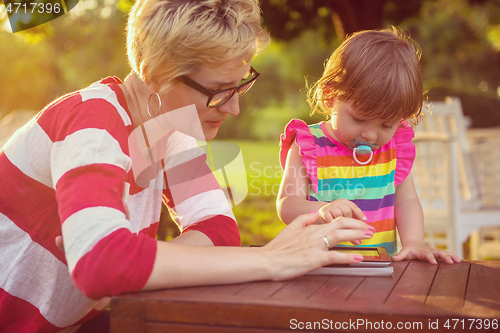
[262,211,374,281]
[318,200,368,245]
[318,199,367,223]
[391,239,461,264]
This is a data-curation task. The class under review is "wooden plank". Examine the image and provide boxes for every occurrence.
[110,297,146,320]
[147,322,293,333]
[110,261,500,332]
[384,261,439,309]
[170,286,211,294]
[110,319,146,333]
[463,261,500,318]
[145,299,321,330]
[201,282,252,296]
[425,261,470,315]
[110,298,146,333]
[270,275,331,300]
[307,275,365,305]
[235,280,291,298]
[346,261,409,307]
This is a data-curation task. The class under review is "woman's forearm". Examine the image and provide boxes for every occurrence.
[168,230,214,246]
[143,212,375,290]
[142,242,272,290]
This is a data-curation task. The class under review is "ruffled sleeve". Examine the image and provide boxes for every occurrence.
[279,119,319,194]
[394,124,416,186]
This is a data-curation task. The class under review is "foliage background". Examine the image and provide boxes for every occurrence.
[1,0,500,245]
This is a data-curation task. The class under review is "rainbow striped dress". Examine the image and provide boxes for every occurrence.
[279,119,415,256]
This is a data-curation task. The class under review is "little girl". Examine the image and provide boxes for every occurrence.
[277,27,460,264]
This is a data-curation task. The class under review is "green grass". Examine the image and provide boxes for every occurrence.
[214,140,286,245]
[159,140,288,245]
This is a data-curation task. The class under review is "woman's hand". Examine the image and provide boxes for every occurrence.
[391,239,461,264]
[318,200,368,245]
[261,211,374,281]
[318,199,367,223]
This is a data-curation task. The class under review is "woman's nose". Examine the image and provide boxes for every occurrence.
[217,94,240,116]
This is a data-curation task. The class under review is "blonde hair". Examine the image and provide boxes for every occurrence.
[308,27,425,125]
[126,0,270,95]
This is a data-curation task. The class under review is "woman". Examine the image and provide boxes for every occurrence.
[0,0,373,332]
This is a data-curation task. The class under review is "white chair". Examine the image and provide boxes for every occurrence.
[469,226,500,260]
[411,97,500,258]
[414,97,481,208]
[412,132,459,253]
[467,129,500,208]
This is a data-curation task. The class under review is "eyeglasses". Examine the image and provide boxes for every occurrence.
[179,67,260,108]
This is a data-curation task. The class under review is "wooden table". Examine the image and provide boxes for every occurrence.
[111,261,500,332]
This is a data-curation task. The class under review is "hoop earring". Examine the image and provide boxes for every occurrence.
[147,92,162,118]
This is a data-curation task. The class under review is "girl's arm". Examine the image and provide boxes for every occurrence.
[277,141,328,224]
[392,175,461,263]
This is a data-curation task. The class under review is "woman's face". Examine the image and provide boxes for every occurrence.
[162,54,252,141]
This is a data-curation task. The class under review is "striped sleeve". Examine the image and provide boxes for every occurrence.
[161,132,240,246]
[46,97,157,299]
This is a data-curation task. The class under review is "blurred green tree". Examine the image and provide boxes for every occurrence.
[259,0,424,41]
[2,0,500,128]
[258,0,500,128]
[0,0,130,117]
[402,0,500,127]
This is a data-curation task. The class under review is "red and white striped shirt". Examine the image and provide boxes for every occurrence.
[0,77,240,332]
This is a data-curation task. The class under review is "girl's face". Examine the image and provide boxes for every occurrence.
[327,99,400,150]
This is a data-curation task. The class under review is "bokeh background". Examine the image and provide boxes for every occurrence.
[1,0,500,246]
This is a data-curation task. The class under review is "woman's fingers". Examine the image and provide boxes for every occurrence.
[350,239,362,245]
[323,217,373,245]
[265,215,375,280]
[325,228,372,246]
[326,249,364,264]
[289,210,319,229]
[326,216,370,232]
[320,210,336,223]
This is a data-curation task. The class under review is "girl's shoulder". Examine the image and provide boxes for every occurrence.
[279,118,321,183]
[394,124,415,146]
[279,118,319,167]
[280,120,319,157]
[393,124,416,186]
[279,119,320,192]
[281,119,326,141]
